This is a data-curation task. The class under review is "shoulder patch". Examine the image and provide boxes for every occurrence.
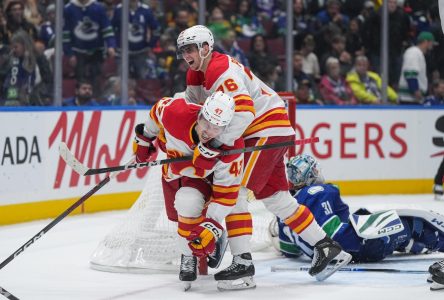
[307,186,324,195]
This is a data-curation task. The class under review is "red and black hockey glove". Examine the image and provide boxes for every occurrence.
[132,123,156,163]
[192,142,221,170]
[187,218,224,257]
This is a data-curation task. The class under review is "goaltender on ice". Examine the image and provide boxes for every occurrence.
[174,24,351,289]
[269,154,444,291]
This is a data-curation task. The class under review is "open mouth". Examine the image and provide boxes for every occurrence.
[187,60,195,67]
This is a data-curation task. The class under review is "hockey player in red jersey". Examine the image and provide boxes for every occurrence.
[176,25,351,289]
[133,91,244,290]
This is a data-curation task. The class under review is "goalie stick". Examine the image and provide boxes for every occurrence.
[271,265,429,274]
[59,137,319,176]
[0,157,133,300]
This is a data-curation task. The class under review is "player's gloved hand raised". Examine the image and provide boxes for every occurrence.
[187,218,224,257]
[133,123,156,163]
[192,142,221,170]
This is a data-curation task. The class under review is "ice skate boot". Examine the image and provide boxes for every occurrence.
[179,254,197,291]
[433,184,443,201]
[214,253,256,291]
[429,260,444,291]
[309,236,352,281]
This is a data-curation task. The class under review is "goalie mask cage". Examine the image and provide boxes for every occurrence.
[89,93,297,274]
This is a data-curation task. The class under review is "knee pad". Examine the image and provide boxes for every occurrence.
[174,187,205,218]
[262,191,299,220]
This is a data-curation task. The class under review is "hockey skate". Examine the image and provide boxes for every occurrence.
[214,253,256,291]
[179,254,197,291]
[433,184,443,201]
[207,231,228,268]
[429,260,444,291]
[309,236,352,281]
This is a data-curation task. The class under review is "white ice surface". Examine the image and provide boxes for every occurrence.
[1,194,444,300]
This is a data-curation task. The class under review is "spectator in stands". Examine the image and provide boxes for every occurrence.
[247,33,278,75]
[345,18,364,57]
[231,0,264,38]
[1,0,38,44]
[301,34,320,81]
[39,3,55,48]
[398,31,436,105]
[164,6,191,44]
[1,30,52,106]
[424,80,444,106]
[346,55,398,104]
[207,6,231,41]
[356,0,375,25]
[316,0,349,32]
[256,61,281,90]
[321,34,353,76]
[363,0,410,87]
[319,57,357,105]
[214,28,249,67]
[112,0,159,79]
[254,0,279,20]
[22,0,42,28]
[62,79,98,106]
[291,51,321,104]
[63,0,116,94]
[275,0,314,46]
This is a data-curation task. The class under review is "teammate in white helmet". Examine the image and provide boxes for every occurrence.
[177,25,351,290]
[133,91,244,290]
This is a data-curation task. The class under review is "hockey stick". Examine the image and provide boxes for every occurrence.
[59,137,319,176]
[271,265,429,274]
[0,287,19,300]
[0,158,133,300]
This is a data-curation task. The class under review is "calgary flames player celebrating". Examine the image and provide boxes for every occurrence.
[176,25,351,289]
[133,91,244,290]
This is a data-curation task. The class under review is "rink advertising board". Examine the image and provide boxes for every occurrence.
[0,106,443,224]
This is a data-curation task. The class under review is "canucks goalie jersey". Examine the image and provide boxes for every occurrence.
[273,155,444,263]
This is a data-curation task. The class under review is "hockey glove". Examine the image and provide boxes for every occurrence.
[192,142,221,170]
[133,123,156,163]
[187,218,224,257]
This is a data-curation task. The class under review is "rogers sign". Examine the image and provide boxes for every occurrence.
[48,111,154,189]
[292,121,408,159]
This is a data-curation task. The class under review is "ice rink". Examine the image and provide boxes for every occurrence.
[0,194,443,300]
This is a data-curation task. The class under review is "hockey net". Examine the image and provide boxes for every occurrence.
[90,93,296,274]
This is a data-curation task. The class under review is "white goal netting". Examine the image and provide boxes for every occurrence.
[90,150,275,274]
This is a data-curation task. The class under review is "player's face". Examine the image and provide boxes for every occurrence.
[180,44,201,71]
[196,114,225,143]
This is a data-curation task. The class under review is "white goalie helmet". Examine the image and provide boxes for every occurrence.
[286,154,324,188]
[200,91,235,127]
[176,25,214,58]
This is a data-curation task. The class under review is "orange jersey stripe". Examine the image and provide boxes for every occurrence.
[225,213,252,223]
[284,205,314,234]
[249,108,288,127]
[294,213,314,233]
[228,227,253,237]
[242,137,267,186]
[235,105,256,115]
[244,120,292,137]
[211,197,237,206]
[212,185,240,193]
[178,215,204,225]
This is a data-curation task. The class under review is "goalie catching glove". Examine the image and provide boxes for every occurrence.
[187,218,224,257]
[133,123,156,163]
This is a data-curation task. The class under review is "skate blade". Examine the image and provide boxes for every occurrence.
[315,251,352,282]
[183,282,192,292]
[430,281,444,291]
[434,194,444,201]
[217,277,256,291]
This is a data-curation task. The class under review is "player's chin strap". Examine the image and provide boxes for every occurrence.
[197,48,211,71]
